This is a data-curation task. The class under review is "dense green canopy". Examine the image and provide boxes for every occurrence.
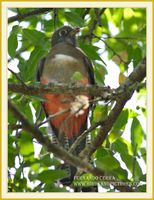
[8,8,146,192]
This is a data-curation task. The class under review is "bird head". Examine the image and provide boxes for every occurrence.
[51,26,80,47]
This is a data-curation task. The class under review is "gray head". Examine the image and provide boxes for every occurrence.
[51,26,80,47]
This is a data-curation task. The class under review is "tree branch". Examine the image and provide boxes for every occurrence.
[8,83,113,98]
[79,58,146,159]
[8,8,53,23]
[8,80,145,101]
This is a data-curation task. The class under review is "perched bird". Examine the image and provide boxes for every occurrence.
[37,26,95,189]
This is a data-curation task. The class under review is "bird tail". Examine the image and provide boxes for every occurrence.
[50,127,97,192]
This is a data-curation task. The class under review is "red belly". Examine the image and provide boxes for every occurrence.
[41,78,89,139]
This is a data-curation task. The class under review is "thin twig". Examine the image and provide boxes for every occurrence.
[8,124,22,130]
[8,8,53,23]
[8,68,28,88]
[93,34,128,65]
[69,120,103,154]
[37,108,70,127]
[102,36,145,41]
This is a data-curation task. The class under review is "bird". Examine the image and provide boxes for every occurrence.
[36,26,95,189]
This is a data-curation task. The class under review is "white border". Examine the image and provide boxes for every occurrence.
[2,1,153,199]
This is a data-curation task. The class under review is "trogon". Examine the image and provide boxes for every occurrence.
[37,26,95,187]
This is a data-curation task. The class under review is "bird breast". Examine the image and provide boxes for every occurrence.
[42,53,88,84]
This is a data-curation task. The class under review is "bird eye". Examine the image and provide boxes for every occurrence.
[59,29,67,36]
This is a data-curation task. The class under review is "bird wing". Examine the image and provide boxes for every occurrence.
[76,47,95,85]
[84,56,95,85]
[36,57,46,82]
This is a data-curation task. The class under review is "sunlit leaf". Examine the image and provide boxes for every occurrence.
[112,109,129,132]
[131,117,144,151]
[111,137,133,155]
[18,131,34,160]
[119,72,127,85]
[121,154,143,179]
[96,154,120,171]
[93,104,108,123]
[124,8,134,20]
[71,71,84,81]
[109,130,123,143]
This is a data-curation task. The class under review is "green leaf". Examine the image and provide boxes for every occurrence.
[8,110,17,125]
[112,109,129,132]
[109,130,123,143]
[137,184,146,192]
[44,183,67,192]
[65,11,84,26]
[24,102,33,122]
[94,63,107,85]
[15,167,22,179]
[18,131,34,160]
[129,109,138,118]
[127,44,143,67]
[124,8,134,20]
[140,147,146,162]
[43,19,54,32]
[8,33,18,58]
[133,46,143,67]
[95,147,109,158]
[79,43,102,62]
[140,174,146,182]
[71,71,84,81]
[41,154,60,167]
[38,169,67,184]
[28,170,38,182]
[111,167,128,181]
[93,25,103,37]
[22,29,46,46]
[112,8,123,26]
[121,154,143,179]
[131,117,144,151]
[93,104,108,123]
[111,138,133,155]
[8,135,16,167]
[24,47,46,82]
[31,163,40,172]
[96,154,120,171]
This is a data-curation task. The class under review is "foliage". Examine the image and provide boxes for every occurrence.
[8,8,146,192]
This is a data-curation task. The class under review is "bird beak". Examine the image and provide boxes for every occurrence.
[70,27,80,36]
